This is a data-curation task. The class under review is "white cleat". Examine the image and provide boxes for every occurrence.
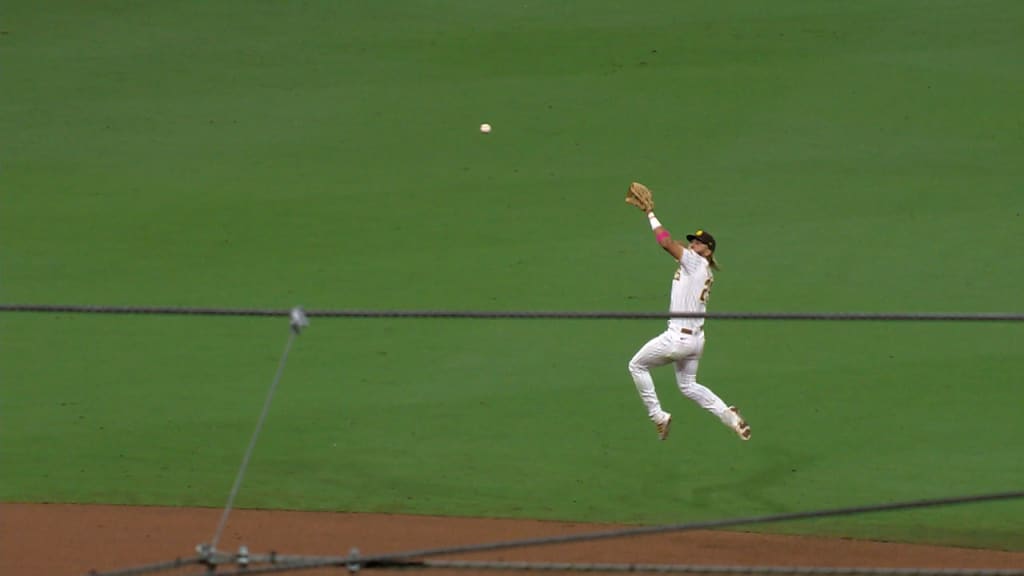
[655,413,673,441]
[726,406,751,440]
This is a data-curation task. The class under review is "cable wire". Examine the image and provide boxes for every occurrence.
[202,308,308,555]
[84,556,205,576]
[3,304,1024,322]
[404,560,1024,576]
[344,491,1024,567]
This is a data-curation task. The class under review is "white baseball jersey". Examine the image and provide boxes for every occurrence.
[667,248,713,332]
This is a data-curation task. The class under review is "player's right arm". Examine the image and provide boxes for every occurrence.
[646,212,684,261]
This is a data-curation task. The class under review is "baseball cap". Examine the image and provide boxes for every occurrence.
[686,229,716,252]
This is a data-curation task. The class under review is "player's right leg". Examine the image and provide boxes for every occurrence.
[628,331,676,439]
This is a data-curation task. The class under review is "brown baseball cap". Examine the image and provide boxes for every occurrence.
[686,229,716,252]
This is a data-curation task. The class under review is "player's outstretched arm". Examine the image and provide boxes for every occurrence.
[646,211,684,261]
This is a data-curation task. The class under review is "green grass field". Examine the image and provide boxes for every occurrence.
[3,1,1023,550]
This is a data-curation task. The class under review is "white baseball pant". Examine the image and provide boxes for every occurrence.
[627,329,732,425]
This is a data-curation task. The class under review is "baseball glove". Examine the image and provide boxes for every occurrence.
[625,181,654,212]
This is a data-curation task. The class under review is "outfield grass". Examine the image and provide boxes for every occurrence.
[2,1,1023,550]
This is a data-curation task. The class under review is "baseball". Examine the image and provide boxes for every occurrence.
[479,123,492,134]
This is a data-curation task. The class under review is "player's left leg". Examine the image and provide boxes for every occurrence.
[674,355,751,440]
[673,356,729,416]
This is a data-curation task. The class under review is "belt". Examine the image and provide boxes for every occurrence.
[680,326,703,335]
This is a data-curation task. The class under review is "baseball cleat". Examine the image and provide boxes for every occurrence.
[655,413,672,441]
[727,406,751,440]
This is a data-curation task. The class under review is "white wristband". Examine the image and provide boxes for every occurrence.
[647,212,662,230]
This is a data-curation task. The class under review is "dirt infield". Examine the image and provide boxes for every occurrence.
[3,504,1024,576]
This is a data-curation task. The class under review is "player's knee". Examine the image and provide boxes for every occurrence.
[627,359,645,376]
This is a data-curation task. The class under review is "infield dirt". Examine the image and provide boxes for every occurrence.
[3,503,1024,576]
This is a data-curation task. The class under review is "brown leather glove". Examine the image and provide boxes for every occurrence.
[625,181,654,212]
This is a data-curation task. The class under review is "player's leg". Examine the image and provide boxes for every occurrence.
[627,331,676,435]
[674,352,751,440]
[673,356,729,416]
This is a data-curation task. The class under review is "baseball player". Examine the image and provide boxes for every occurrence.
[624,182,751,442]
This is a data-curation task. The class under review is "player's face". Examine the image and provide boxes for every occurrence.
[690,239,712,257]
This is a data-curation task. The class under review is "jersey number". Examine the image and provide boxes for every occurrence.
[674,270,714,303]
[699,277,713,304]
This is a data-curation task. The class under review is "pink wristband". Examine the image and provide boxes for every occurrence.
[656,230,671,242]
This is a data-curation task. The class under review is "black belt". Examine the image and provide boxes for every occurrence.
[680,327,703,335]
